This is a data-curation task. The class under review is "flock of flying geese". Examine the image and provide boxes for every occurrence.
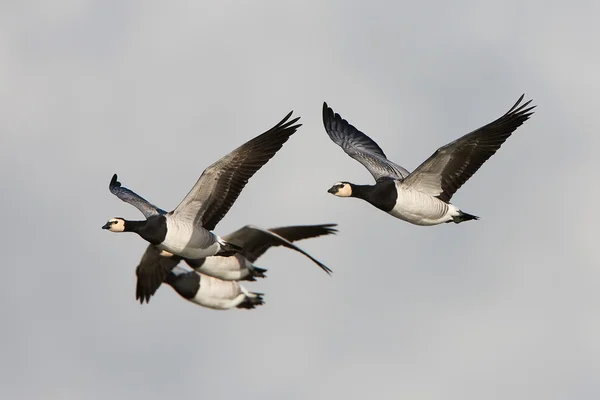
[103,95,535,311]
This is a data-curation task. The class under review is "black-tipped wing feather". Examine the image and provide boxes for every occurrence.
[403,94,535,202]
[172,112,301,231]
[109,174,166,218]
[222,225,334,274]
[135,245,182,304]
[268,224,338,243]
[235,223,337,262]
[322,102,410,181]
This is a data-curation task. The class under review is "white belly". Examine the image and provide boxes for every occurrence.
[390,183,459,226]
[190,275,246,310]
[160,218,221,258]
[194,254,251,281]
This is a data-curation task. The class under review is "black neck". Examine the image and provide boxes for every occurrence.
[123,220,147,233]
[166,272,200,300]
[350,180,397,212]
[125,215,168,245]
[349,183,375,201]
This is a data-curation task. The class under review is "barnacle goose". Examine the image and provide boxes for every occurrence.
[102,111,300,257]
[323,95,535,225]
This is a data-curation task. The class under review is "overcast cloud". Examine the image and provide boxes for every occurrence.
[1,1,599,399]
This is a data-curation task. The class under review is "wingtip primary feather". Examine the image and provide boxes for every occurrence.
[135,289,150,304]
[277,111,301,131]
[109,173,121,189]
[320,223,339,235]
[282,110,293,121]
[507,94,536,117]
[322,102,335,125]
[307,253,333,276]
[307,223,338,237]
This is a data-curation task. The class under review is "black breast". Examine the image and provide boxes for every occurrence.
[166,272,200,300]
[364,179,398,212]
[138,215,168,245]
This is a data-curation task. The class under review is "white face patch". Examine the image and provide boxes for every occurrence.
[331,182,352,197]
[107,218,125,232]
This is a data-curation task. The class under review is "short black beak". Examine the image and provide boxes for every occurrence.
[102,222,111,230]
[327,186,337,194]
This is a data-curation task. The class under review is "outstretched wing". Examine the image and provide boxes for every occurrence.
[109,174,166,218]
[322,102,410,181]
[223,225,334,274]
[172,112,301,231]
[403,95,535,202]
[135,245,182,304]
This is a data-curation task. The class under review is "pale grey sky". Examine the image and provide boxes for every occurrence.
[1,1,599,399]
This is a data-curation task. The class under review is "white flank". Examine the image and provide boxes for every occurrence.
[195,254,251,280]
[160,217,221,258]
[390,182,459,226]
[190,274,247,310]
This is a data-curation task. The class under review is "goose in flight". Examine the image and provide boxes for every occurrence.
[184,223,335,280]
[323,95,535,225]
[166,266,264,310]
[106,174,336,303]
[102,111,300,258]
[135,224,337,308]
[135,223,336,303]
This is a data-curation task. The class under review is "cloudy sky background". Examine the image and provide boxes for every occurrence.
[1,1,599,399]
